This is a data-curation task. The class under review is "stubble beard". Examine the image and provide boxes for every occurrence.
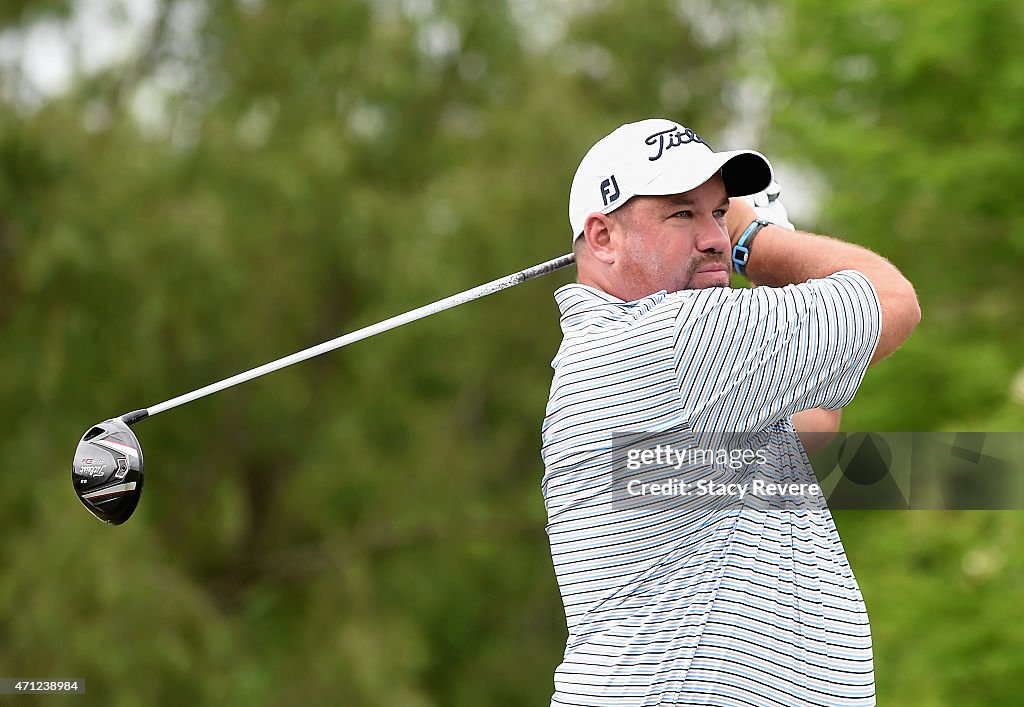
[628,246,730,292]
[616,217,730,293]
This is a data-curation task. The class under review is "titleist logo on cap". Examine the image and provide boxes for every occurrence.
[645,126,708,162]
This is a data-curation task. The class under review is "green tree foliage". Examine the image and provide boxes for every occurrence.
[0,0,1020,704]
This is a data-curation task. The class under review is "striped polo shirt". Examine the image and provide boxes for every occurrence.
[541,271,882,706]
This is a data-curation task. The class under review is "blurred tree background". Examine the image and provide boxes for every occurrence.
[0,0,1021,704]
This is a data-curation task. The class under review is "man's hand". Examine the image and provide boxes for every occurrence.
[728,181,796,246]
[740,180,795,230]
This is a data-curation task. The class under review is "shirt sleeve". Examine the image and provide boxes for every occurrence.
[671,270,882,435]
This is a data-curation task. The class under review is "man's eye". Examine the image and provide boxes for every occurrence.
[713,209,727,218]
[673,211,692,219]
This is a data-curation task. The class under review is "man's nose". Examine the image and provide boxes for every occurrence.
[696,216,730,253]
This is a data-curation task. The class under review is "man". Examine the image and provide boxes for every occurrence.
[541,119,920,706]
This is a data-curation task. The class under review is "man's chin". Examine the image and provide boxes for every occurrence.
[688,270,731,290]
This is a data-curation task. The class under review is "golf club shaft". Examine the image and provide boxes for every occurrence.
[135,253,576,420]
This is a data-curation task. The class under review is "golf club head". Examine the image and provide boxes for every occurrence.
[72,416,144,525]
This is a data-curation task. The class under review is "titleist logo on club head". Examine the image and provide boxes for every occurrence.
[645,126,707,161]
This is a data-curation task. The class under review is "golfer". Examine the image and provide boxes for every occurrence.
[541,119,920,706]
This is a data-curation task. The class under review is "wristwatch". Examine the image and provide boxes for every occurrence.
[731,219,770,277]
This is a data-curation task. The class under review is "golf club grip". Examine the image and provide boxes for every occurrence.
[143,253,576,418]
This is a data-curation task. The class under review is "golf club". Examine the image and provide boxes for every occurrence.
[72,252,576,525]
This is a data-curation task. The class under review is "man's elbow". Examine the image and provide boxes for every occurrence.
[895,276,922,338]
[872,276,921,364]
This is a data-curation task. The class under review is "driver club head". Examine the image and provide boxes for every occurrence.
[72,416,144,525]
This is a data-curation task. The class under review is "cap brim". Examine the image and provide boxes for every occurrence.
[720,151,773,197]
[640,149,773,199]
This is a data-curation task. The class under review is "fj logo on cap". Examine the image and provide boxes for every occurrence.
[600,175,620,206]
[645,126,707,162]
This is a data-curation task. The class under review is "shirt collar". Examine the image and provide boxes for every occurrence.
[554,283,669,334]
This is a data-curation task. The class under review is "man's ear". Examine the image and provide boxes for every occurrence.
[582,212,617,265]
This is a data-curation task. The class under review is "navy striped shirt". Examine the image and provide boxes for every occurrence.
[541,271,882,706]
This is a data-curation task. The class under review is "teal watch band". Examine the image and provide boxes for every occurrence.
[731,219,769,277]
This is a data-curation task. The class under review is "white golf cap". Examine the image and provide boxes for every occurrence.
[568,118,774,241]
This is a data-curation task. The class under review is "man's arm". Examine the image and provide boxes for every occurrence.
[727,198,921,364]
[739,187,849,446]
